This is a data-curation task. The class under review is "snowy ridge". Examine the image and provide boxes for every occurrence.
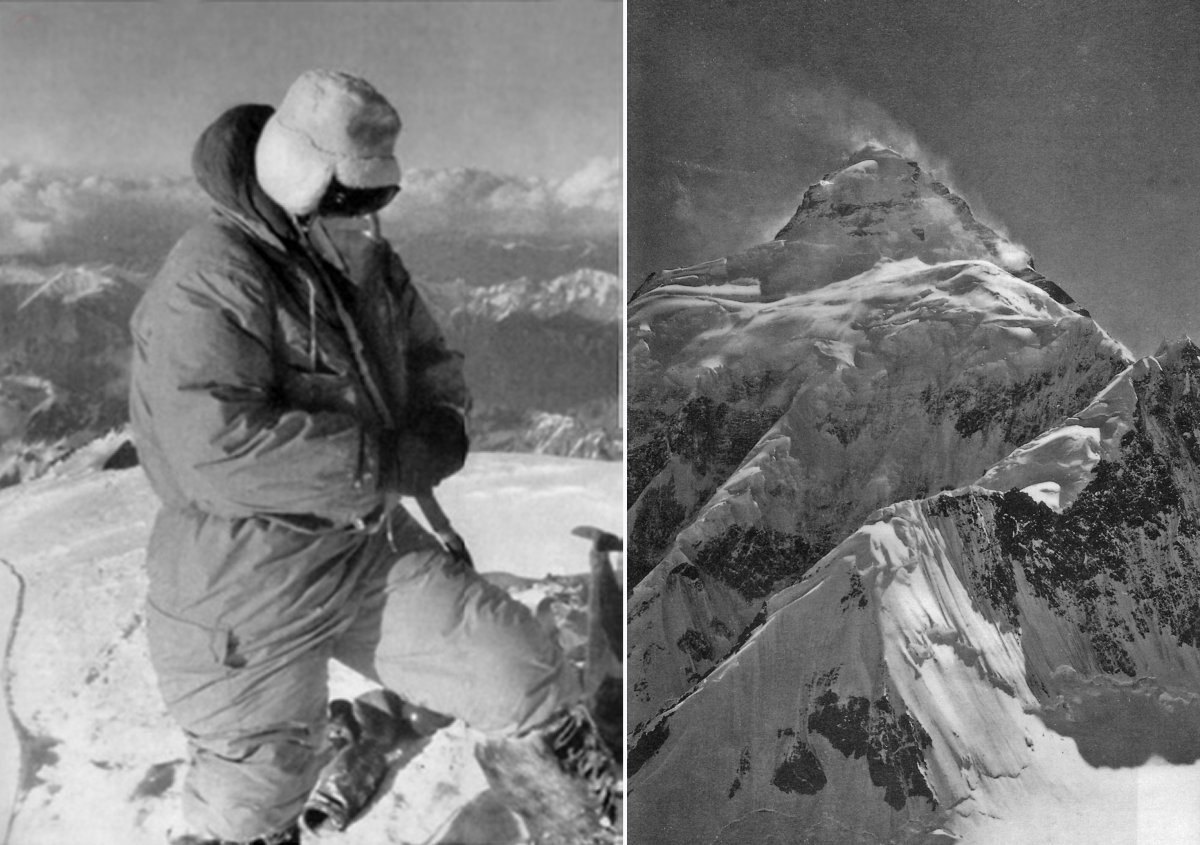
[457,268,621,323]
[630,342,1200,844]
[628,256,1130,728]
[975,355,1145,511]
[3,263,140,309]
[631,144,1037,303]
[502,410,621,460]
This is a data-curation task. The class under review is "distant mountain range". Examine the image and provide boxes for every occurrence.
[0,245,618,487]
[0,157,618,486]
[0,265,143,484]
[386,230,618,286]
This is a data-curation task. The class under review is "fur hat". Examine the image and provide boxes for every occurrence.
[255,70,401,216]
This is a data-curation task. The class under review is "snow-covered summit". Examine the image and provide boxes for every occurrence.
[631,146,1073,305]
[776,144,1030,269]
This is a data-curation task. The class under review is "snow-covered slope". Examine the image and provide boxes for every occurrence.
[628,192,1130,727]
[451,268,621,324]
[630,342,1200,844]
[0,449,620,845]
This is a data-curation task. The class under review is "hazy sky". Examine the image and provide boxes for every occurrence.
[630,0,1200,356]
[0,2,620,181]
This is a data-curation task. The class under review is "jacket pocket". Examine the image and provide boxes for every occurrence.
[145,599,246,673]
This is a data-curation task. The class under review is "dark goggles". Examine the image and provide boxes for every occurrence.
[316,178,400,218]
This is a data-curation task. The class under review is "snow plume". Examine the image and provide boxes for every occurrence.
[630,36,926,274]
[383,158,619,239]
[630,33,1030,276]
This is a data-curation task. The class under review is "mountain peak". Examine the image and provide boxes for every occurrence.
[772,148,1031,285]
[632,149,1061,306]
[1152,335,1200,364]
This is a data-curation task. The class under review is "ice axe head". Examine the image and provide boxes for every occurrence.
[415,491,474,569]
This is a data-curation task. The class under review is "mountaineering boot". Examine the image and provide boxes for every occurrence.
[168,821,300,845]
[302,690,451,836]
[246,825,301,845]
[302,690,404,835]
[542,701,622,827]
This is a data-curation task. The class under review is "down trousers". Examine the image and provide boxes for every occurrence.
[144,504,580,842]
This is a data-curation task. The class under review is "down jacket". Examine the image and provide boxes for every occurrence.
[130,104,468,533]
[125,105,581,843]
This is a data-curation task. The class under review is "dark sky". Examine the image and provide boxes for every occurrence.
[629,0,1200,356]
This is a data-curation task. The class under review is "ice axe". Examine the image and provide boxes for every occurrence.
[416,491,474,568]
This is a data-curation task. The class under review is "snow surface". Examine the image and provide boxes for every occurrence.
[416,452,622,578]
[0,450,620,845]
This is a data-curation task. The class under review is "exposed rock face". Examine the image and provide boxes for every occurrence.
[629,342,1200,844]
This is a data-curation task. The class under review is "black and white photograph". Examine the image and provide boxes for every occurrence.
[0,4,622,844]
[627,1,1200,842]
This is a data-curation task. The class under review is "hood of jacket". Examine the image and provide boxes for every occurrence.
[191,104,297,247]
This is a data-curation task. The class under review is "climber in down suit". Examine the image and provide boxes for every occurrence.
[129,70,614,845]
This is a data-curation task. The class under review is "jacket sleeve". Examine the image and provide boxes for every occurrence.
[374,249,470,489]
[389,249,470,419]
[136,257,383,526]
